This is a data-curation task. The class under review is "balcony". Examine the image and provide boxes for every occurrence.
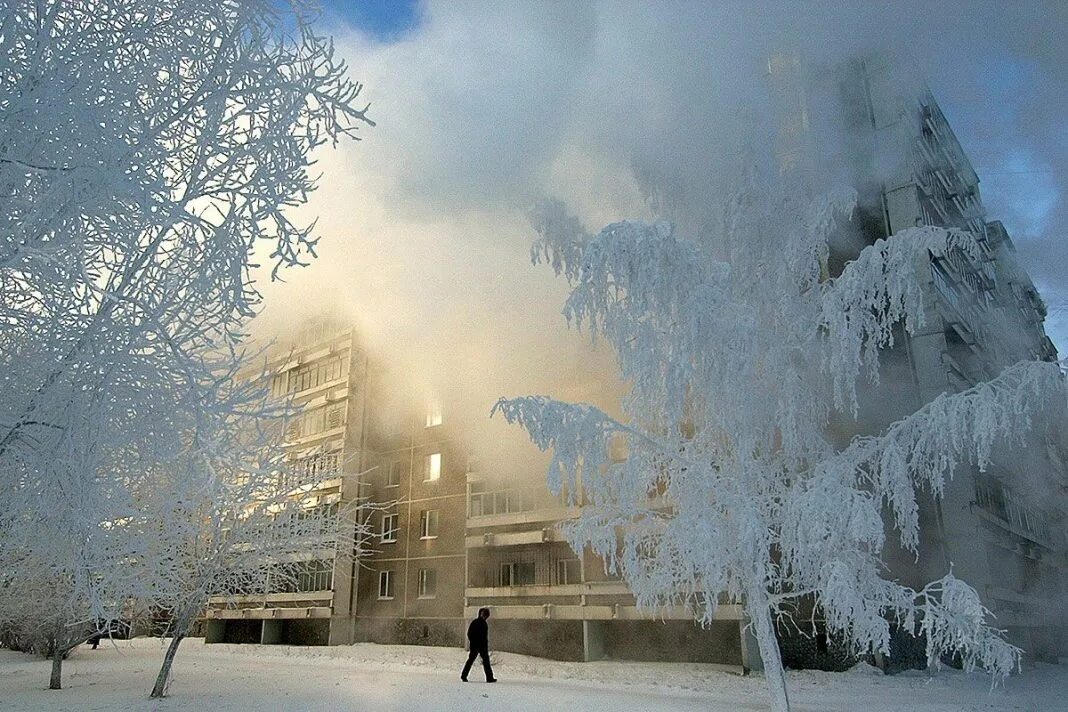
[463,602,744,622]
[931,261,985,347]
[466,528,562,548]
[467,484,577,529]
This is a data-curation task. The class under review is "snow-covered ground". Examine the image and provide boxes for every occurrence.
[1,637,1064,711]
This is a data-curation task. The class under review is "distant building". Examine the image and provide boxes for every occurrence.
[770,54,1065,666]
[852,57,1064,665]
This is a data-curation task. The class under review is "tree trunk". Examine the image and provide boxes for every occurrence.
[150,633,185,698]
[49,645,63,690]
[750,602,791,712]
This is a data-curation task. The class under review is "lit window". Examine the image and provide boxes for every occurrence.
[378,570,394,600]
[425,453,441,481]
[381,513,399,543]
[419,510,439,539]
[426,403,443,427]
[418,569,437,599]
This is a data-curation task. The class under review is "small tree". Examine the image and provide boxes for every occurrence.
[143,445,378,698]
[495,187,1066,711]
[134,364,380,698]
[0,560,94,689]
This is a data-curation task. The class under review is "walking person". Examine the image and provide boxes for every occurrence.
[460,607,496,683]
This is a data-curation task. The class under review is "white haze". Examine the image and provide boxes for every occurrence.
[251,1,1068,467]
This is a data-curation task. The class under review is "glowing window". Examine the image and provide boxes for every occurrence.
[425,453,441,481]
[426,404,443,427]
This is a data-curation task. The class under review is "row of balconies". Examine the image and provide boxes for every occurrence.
[462,601,744,622]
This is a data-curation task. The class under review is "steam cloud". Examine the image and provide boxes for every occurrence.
[252,1,1067,466]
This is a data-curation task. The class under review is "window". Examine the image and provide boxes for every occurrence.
[269,560,333,594]
[425,452,441,481]
[381,513,399,543]
[271,374,289,398]
[297,560,333,592]
[326,404,345,430]
[418,568,437,599]
[303,407,325,436]
[288,357,343,393]
[419,510,439,539]
[386,460,407,488]
[290,404,346,440]
[498,561,535,587]
[516,561,536,585]
[556,559,581,585]
[296,452,341,480]
[468,491,483,518]
[378,570,394,600]
[426,403,443,427]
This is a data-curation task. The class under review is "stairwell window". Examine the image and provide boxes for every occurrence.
[378,570,394,600]
[419,510,439,539]
[418,568,437,599]
[386,460,406,488]
[381,513,399,543]
[425,452,441,481]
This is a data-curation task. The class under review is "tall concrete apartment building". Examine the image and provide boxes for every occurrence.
[768,54,1065,665]
[204,318,469,647]
[856,57,1064,663]
[206,56,1065,668]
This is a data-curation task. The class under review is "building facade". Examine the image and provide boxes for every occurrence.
[201,317,751,667]
[464,474,748,668]
[203,318,470,647]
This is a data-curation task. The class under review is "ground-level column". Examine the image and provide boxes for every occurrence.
[260,620,282,645]
[204,620,226,644]
[582,620,606,662]
[739,619,763,674]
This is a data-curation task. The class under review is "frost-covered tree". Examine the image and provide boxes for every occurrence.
[0,0,372,690]
[139,391,379,698]
[495,179,1066,711]
[0,554,99,689]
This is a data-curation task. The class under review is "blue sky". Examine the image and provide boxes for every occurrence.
[318,0,420,41]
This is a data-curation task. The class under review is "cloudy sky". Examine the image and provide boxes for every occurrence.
[257,1,1067,425]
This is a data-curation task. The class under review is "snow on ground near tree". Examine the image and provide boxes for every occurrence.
[1,637,1064,711]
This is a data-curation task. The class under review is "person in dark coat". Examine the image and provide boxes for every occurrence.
[460,607,496,682]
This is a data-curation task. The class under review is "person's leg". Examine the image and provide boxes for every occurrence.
[461,648,478,680]
[479,648,495,681]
